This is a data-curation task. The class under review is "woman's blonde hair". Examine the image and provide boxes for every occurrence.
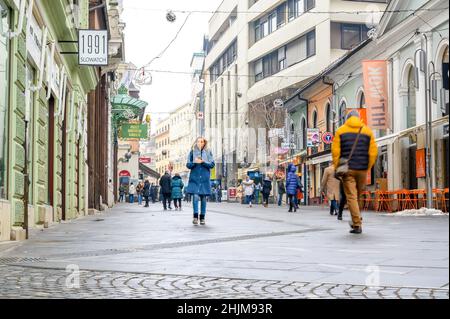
[193,137,208,150]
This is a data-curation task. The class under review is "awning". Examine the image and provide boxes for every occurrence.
[139,163,160,179]
[111,85,148,109]
[306,154,332,165]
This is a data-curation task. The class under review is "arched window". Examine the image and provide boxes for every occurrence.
[301,118,307,149]
[407,66,416,128]
[359,92,366,108]
[442,46,449,116]
[325,103,331,132]
[339,101,347,127]
[312,110,318,128]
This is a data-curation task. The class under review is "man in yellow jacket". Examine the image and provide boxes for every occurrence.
[332,110,378,234]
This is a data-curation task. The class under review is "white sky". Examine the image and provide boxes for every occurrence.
[122,0,223,131]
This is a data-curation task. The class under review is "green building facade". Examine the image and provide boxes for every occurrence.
[0,0,98,241]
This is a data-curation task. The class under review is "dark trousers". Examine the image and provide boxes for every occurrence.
[338,182,347,217]
[330,199,338,215]
[144,196,150,207]
[173,198,182,209]
[262,193,270,205]
[163,193,172,210]
[288,195,296,211]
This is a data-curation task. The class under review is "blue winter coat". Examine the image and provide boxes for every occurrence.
[186,147,215,196]
[171,176,184,199]
[286,164,300,195]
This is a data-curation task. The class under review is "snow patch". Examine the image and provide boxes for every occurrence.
[384,208,448,217]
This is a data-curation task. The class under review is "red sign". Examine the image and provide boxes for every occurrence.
[416,149,426,178]
[228,188,237,198]
[139,157,152,164]
[119,170,131,177]
[322,132,334,145]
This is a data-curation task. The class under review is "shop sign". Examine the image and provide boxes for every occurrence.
[119,124,148,139]
[416,149,426,178]
[139,157,151,164]
[307,129,320,148]
[228,188,237,199]
[119,170,131,177]
[78,29,108,66]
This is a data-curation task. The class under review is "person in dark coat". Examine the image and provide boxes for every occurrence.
[286,164,301,213]
[159,172,173,211]
[186,137,215,225]
[262,177,272,208]
[143,180,151,207]
[171,174,184,210]
[277,180,286,206]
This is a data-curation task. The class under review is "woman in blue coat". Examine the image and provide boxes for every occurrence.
[186,137,215,225]
[286,164,301,213]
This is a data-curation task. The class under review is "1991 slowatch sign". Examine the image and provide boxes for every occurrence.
[78,29,108,66]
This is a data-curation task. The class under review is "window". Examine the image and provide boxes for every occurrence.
[312,110,318,128]
[253,30,315,83]
[359,92,366,108]
[325,103,331,132]
[341,24,370,50]
[339,102,347,127]
[301,118,307,150]
[0,0,10,199]
[407,67,416,128]
[210,40,237,83]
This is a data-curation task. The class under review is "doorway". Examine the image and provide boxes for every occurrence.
[408,145,418,190]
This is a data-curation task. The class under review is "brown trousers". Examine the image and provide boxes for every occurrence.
[342,170,367,228]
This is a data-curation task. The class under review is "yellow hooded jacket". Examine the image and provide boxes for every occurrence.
[332,116,378,171]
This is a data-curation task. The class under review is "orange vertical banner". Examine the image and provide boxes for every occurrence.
[416,149,426,178]
[363,60,389,130]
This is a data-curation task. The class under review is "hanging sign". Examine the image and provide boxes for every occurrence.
[119,124,148,139]
[362,60,389,129]
[78,29,108,66]
[416,149,426,178]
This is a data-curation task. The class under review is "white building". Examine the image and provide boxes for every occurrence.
[169,102,194,183]
[155,117,171,176]
[204,0,388,185]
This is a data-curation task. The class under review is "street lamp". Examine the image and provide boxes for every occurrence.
[413,36,433,209]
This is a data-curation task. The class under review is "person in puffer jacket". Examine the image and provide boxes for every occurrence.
[286,164,301,213]
[332,110,378,235]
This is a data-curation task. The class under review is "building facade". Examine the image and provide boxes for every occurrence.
[204,0,388,188]
[0,0,99,241]
[155,117,171,176]
[169,102,193,184]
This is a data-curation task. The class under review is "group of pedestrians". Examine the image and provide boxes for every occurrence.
[117,110,376,236]
[119,181,160,206]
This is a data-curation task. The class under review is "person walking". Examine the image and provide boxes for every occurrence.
[171,174,184,211]
[217,184,222,203]
[332,110,378,234]
[237,183,244,204]
[337,181,347,221]
[143,180,151,207]
[254,182,262,205]
[262,177,272,208]
[277,180,286,206]
[186,137,215,225]
[119,184,126,203]
[159,172,173,211]
[136,181,144,206]
[286,164,301,213]
[321,163,341,216]
[128,183,136,204]
[242,176,255,208]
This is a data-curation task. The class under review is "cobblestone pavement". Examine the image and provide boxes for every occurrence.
[0,203,448,299]
[0,265,448,299]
